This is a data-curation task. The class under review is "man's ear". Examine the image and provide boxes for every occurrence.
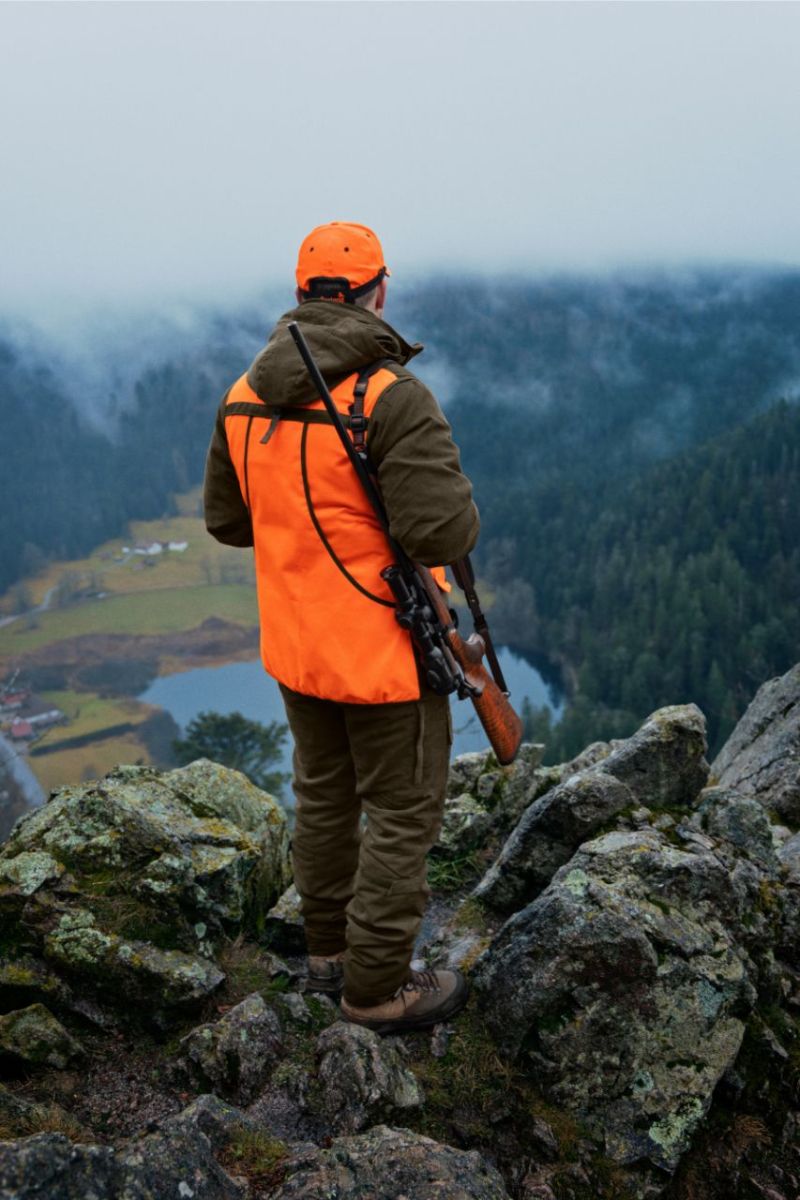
[375,277,388,314]
[295,287,304,305]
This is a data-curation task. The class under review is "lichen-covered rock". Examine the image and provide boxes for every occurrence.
[779,831,800,878]
[447,749,495,797]
[0,759,289,1026]
[0,851,64,900]
[439,793,496,856]
[0,1003,83,1069]
[276,991,312,1026]
[773,833,800,970]
[1,759,291,949]
[43,908,224,1014]
[314,1023,423,1133]
[474,771,635,913]
[180,991,282,1103]
[272,1124,510,1199]
[712,664,800,825]
[0,954,75,1013]
[262,882,306,954]
[473,706,709,915]
[0,1128,245,1200]
[474,828,757,1173]
[160,1093,259,1152]
[696,786,778,869]
[441,744,547,855]
[599,704,709,808]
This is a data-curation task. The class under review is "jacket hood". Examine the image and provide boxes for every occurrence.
[247,300,423,407]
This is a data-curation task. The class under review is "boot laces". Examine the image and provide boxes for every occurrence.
[396,967,440,996]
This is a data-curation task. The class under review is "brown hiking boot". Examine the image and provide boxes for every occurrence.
[305,951,345,996]
[340,967,469,1034]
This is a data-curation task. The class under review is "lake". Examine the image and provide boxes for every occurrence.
[140,648,562,795]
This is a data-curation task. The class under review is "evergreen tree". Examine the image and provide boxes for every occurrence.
[173,711,289,797]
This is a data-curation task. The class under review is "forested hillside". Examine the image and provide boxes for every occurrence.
[2,269,798,758]
[487,401,800,757]
[0,333,252,597]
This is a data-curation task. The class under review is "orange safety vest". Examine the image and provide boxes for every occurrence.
[224,366,448,704]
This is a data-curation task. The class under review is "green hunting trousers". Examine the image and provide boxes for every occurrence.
[279,682,452,1007]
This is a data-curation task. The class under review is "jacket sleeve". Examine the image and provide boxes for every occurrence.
[367,375,480,565]
[203,395,254,547]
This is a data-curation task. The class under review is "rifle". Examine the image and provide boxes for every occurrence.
[287,321,523,765]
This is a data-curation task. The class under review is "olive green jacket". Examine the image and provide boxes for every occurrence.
[203,300,479,566]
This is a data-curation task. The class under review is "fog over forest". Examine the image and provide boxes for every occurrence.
[2,266,798,765]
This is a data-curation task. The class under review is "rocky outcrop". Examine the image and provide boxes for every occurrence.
[0,759,290,1025]
[474,704,709,913]
[4,666,800,1199]
[272,1125,510,1199]
[474,825,760,1172]
[2,759,290,943]
[262,882,306,954]
[712,663,800,824]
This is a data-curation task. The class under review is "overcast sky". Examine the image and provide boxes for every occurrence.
[2,1,799,314]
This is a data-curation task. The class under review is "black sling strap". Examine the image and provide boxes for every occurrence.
[348,359,394,473]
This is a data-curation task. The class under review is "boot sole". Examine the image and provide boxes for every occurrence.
[340,975,470,1035]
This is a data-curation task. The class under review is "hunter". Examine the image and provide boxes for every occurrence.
[203,221,479,1032]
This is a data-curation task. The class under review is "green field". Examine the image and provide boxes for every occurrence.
[0,585,258,659]
[35,690,150,741]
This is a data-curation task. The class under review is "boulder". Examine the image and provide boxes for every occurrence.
[439,793,495,856]
[712,663,800,825]
[473,706,709,915]
[272,1124,510,1199]
[0,1003,83,1069]
[0,1128,245,1200]
[598,704,709,808]
[1,760,291,950]
[0,954,76,1014]
[474,771,634,913]
[0,851,65,900]
[0,760,290,1026]
[473,828,758,1173]
[276,991,312,1026]
[696,786,777,869]
[314,1023,423,1133]
[160,1093,259,1152]
[180,992,282,1103]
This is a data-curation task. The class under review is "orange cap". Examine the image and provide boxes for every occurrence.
[296,221,390,299]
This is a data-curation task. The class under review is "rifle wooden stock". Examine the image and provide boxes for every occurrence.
[415,564,524,766]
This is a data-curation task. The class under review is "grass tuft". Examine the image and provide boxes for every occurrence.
[218,1129,289,1190]
[427,849,483,894]
[216,933,291,1005]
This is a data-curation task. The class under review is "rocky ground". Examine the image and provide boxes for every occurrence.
[1,665,800,1198]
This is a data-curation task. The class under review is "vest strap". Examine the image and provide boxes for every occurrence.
[348,360,394,473]
[225,400,371,430]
